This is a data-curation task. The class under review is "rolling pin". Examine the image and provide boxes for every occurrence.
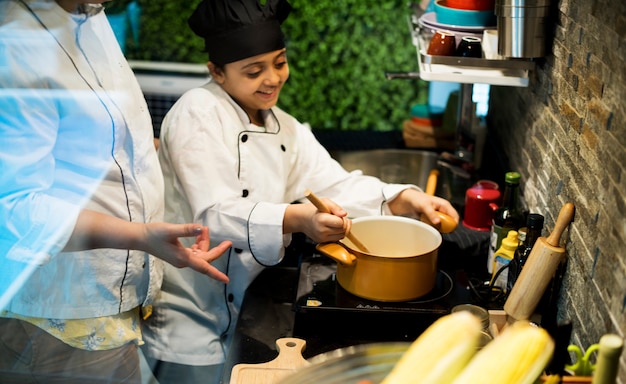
[504,202,575,322]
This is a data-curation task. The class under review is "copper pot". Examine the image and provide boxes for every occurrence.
[316,216,442,302]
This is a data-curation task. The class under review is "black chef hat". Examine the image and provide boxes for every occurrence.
[188,0,292,65]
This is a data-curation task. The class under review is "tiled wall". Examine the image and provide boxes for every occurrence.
[487,0,625,381]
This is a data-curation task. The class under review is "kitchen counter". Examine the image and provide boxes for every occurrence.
[221,226,492,383]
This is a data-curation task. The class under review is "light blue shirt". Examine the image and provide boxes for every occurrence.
[0,0,164,317]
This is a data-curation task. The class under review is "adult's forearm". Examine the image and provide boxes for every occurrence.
[62,209,142,252]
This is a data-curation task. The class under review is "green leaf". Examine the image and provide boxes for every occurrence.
[128,0,422,131]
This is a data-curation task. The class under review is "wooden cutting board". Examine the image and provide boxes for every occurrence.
[229,338,309,384]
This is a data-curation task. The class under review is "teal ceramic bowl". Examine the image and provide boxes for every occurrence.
[434,0,496,27]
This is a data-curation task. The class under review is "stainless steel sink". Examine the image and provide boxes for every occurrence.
[331,149,439,190]
[331,149,470,208]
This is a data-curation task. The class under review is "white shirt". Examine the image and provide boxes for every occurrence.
[141,81,416,365]
[0,0,164,317]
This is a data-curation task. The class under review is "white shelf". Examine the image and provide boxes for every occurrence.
[415,37,533,86]
[409,11,535,87]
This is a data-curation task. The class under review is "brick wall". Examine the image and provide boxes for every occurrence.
[487,0,625,381]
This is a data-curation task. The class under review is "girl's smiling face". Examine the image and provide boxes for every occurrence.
[209,49,289,126]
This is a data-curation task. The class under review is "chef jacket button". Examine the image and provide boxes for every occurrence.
[142,262,146,268]
[241,134,248,143]
[242,189,249,197]
[234,248,243,253]
[280,144,286,152]
[228,294,234,302]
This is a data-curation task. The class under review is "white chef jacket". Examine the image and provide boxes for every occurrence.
[0,0,163,317]
[141,81,418,366]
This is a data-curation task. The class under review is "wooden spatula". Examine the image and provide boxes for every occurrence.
[304,189,371,253]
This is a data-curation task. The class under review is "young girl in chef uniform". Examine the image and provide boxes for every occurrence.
[140,0,460,383]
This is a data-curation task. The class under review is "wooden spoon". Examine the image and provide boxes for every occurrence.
[303,189,371,253]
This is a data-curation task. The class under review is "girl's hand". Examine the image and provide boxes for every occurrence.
[309,198,352,243]
[388,188,460,226]
[284,198,351,243]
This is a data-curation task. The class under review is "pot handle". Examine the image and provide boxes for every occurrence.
[315,243,357,266]
[435,211,457,233]
[421,169,457,234]
[421,211,457,234]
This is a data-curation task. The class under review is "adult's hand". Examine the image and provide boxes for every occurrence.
[65,210,232,283]
[143,224,232,283]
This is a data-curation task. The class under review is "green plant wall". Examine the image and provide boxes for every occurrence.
[125,0,428,131]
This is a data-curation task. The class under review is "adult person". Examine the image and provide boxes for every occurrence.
[0,1,231,383]
[140,0,460,383]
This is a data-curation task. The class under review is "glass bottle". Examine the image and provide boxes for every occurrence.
[507,213,544,292]
[486,171,524,274]
[490,230,519,291]
[506,227,527,289]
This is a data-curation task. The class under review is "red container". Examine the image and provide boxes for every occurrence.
[463,180,501,231]
[445,0,495,11]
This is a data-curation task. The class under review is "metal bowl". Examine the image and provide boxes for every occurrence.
[278,342,410,384]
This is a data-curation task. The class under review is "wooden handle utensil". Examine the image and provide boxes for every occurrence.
[304,189,371,253]
[421,169,457,234]
[425,169,439,196]
[504,202,575,321]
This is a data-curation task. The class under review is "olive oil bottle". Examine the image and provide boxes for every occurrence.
[486,171,524,274]
[507,213,544,292]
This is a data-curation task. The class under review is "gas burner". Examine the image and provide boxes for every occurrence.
[291,252,495,356]
[403,270,454,304]
[294,254,471,316]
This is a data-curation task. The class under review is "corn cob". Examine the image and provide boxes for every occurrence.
[381,311,483,384]
[452,320,554,384]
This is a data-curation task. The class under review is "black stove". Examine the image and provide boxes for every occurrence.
[221,228,496,379]
[294,254,462,313]
[292,248,498,356]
